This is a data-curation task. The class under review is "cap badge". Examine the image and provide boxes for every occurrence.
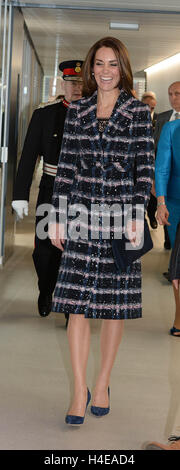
[75,62,81,73]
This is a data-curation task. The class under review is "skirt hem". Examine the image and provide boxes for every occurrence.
[52,306,142,320]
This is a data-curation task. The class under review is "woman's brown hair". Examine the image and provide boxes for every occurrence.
[82,36,133,97]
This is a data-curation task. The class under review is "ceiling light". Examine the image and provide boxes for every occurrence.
[109,22,139,31]
[144,53,180,73]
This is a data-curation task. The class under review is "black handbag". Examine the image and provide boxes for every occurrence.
[111,155,153,272]
[111,217,153,272]
[169,222,180,281]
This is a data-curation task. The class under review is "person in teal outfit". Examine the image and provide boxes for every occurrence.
[155,119,180,336]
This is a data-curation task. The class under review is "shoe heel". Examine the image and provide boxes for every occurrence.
[91,387,110,417]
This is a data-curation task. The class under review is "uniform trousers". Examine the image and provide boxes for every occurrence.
[32,174,62,296]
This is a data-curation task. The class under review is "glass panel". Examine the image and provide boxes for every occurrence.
[17,31,43,157]
[19,35,32,150]
[0,0,10,263]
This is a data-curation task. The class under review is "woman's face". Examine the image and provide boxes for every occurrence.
[93,46,121,92]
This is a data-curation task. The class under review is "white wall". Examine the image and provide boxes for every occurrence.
[146,54,180,113]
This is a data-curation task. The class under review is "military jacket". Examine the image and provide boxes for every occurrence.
[13,100,67,200]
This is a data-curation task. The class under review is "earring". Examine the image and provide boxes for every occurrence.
[92,72,95,77]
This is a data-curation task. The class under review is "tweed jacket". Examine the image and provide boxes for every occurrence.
[51,89,154,319]
[53,89,154,222]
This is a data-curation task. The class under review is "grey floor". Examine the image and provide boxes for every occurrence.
[0,169,180,450]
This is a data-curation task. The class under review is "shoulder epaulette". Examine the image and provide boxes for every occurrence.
[37,99,62,109]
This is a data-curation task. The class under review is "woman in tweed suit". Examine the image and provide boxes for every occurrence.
[50,37,154,424]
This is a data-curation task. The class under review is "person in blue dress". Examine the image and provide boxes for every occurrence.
[155,119,180,336]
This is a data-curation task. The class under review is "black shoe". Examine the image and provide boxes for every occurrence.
[38,293,52,317]
[164,240,171,250]
[149,217,158,229]
[163,271,171,283]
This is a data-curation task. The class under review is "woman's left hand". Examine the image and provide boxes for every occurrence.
[126,219,144,247]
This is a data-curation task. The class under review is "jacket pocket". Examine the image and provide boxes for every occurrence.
[109,154,133,173]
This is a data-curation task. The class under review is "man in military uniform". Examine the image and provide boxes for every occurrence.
[12,60,83,321]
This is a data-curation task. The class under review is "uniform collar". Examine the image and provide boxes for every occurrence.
[62,98,70,108]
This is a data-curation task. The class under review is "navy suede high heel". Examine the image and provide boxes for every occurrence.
[65,389,91,425]
[91,387,110,417]
[170,326,180,337]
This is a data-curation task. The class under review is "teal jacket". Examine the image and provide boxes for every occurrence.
[155,120,180,200]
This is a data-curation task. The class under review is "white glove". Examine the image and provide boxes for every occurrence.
[12,200,29,219]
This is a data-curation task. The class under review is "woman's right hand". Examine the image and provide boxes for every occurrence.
[49,222,65,251]
[156,205,170,226]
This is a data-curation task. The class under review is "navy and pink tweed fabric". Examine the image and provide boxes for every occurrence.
[51,89,154,319]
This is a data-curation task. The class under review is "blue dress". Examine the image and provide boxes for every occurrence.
[155,120,180,247]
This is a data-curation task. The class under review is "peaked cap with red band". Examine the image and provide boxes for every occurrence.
[59,60,83,81]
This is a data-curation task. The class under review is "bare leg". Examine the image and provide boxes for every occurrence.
[92,319,124,407]
[66,314,91,416]
[173,285,180,333]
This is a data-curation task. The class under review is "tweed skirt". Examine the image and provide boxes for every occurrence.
[52,237,142,320]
